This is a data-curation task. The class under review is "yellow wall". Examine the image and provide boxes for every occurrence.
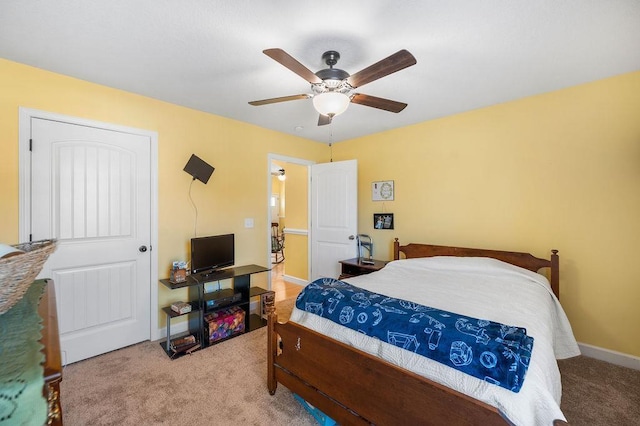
[0,59,328,329]
[2,57,638,357]
[333,71,640,357]
[280,163,309,280]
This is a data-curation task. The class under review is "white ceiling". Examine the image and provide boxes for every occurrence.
[1,1,639,144]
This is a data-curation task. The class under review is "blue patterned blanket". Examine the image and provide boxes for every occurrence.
[295,278,534,392]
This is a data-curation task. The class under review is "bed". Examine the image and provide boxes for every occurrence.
[265,239,579,425]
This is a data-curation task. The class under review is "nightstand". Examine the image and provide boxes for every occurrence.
[339,258,389,280]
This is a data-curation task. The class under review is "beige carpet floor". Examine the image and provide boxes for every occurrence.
[59,326,316,426]
[558,355,640,425]
[59,297,640,425]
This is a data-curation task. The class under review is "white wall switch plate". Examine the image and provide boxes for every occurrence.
[244,218,254,228]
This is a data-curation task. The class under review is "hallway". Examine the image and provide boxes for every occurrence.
[271,261,302,302]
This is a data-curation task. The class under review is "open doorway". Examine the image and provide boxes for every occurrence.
[270,162,285,265]
[267,154,313,301]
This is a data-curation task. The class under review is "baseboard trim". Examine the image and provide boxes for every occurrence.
[578,342,640,370]
[282,274,308,286]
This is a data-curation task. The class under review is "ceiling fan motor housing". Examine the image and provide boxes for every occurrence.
[316,50,350,83]
[315,67,349,81]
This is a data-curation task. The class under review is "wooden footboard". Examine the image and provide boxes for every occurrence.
[267,300,506,425]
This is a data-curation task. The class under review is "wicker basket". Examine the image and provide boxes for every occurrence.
[0,239,57,315]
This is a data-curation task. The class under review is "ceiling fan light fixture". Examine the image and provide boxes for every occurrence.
[313,92,350,117]
[272,168,286,181]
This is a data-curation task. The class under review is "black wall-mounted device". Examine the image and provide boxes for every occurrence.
[183,154,215,184]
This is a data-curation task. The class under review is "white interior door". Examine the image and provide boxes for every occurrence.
[30,117,152,364]
[310,159,358,280]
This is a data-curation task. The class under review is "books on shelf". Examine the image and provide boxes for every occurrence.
[170,301,192,315]
[170,335,199,356]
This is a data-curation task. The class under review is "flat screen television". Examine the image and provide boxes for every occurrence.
[190,234,235,276]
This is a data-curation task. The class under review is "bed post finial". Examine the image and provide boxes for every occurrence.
[550,249,560,300]
[264,291,276,316]
[394,238,400,260]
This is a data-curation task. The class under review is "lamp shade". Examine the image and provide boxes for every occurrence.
[312,92,350,117]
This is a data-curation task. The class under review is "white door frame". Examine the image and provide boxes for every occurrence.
[18,107,161,342]
[267,153,315,285]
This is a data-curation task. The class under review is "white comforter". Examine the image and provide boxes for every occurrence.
[289,256,580,426]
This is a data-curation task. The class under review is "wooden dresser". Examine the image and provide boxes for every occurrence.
[37,279,63,425]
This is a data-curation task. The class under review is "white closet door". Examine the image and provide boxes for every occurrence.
[31,117,152,364]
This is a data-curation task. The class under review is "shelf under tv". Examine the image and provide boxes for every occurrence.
[159,264,272,359]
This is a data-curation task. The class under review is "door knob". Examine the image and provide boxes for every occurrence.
[139,245,148,253]
[348,235,355,240]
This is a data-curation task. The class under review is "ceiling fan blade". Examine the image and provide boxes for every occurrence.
[318,114,332,126]
[249,94,311,106]
[351,93,408,113]
[263,48,323,84]
[347,50,416,88]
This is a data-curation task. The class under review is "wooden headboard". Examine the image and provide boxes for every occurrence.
[393,238,560,299]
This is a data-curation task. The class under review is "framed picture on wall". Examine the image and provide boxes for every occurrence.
[373,213,394,230]
[372,180,394,201]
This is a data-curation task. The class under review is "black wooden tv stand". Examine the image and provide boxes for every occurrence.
[159,264,271,358]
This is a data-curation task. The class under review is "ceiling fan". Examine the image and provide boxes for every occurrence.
[249,48,417,126]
